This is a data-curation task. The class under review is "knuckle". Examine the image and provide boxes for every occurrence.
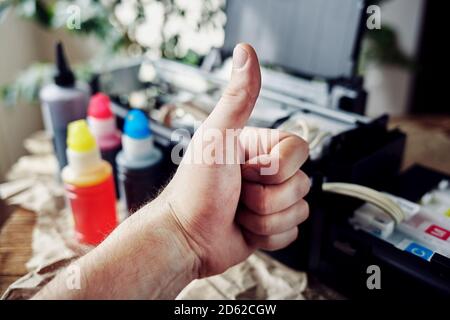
[296,170,311,197]
[271,155,288,183]
[291,228,299,242]
[293,200,309,224]
[301,200,310,220]
[222,86,253,105]
[255,185,272,214]
[283,133,309,158]
[257,215,273,235]
[285,229,299,248]
[294,135,309,156]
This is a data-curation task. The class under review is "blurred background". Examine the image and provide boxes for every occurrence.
[0,0,447,179]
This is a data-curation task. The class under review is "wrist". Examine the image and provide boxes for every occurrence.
[152,196,202,282]
[33,193,201,299]
[74,197,200,299]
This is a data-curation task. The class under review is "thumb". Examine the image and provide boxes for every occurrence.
[204,43,261,130]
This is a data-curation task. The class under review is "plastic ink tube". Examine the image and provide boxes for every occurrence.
[40,42,90,170]
[87,93,121,196]
[62,120,118,245]
[116,110,163,214]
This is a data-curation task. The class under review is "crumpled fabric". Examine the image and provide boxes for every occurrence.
[1,131,309,300]
[0,132,79,272]
[177,252,307,300]
[1,257,77,300]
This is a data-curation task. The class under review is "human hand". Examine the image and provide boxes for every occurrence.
[159,43,310,278]
[33,44,310,300]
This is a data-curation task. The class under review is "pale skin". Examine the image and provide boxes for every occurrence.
[33,44,310,299]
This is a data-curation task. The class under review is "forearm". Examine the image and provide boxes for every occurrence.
[33,198,200,299]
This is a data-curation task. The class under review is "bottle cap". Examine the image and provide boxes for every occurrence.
[88,93,113,119]
[124,109,151,139]
[67,120,96,153]
[54,42,75,87]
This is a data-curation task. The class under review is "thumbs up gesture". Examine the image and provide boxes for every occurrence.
[32,44,311,300]
[159,44,310,277]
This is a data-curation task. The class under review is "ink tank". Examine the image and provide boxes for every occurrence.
[40,42,90,170]
[116,110,163,214]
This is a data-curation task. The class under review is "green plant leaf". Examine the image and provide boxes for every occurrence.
[0,0,14,23]
[358,24,413,75]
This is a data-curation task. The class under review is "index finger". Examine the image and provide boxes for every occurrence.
[241,132,309,184]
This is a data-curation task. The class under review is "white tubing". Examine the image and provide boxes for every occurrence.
[322,182,406,224]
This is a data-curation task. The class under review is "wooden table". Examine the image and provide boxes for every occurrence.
[0,207,34,295]
[1,115,449,297]
[389,116,450,175]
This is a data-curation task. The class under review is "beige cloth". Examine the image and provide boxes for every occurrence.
[1,131,309,300]
[0,132,79,271]
[178,252,307,300]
